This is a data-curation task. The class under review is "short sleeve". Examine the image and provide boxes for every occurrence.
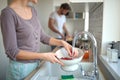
[0,8,20,60]
[49,12,55,19]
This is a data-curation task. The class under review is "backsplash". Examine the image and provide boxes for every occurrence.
[89,3,103,55]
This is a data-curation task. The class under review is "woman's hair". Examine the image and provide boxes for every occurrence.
[60,3,71,10]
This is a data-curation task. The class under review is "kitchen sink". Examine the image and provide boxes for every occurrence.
[28,61,104,80]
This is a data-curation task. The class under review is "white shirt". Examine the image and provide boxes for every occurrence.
[49,11,66,38]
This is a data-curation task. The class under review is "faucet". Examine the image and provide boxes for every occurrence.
[72,31,99,80]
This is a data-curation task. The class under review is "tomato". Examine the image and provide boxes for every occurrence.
[83,51,89,59]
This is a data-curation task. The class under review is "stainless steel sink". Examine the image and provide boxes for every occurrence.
[28,61,104,80]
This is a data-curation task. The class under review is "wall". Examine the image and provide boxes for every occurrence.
[67,3,84,35]
[66,19,84,35]
[89,3,103,55]
[101,0,120,54]
[0,0,9,79]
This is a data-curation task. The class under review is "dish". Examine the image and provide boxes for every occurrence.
[55,47,84,71]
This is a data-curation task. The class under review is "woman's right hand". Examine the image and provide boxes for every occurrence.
[41,52,64,66]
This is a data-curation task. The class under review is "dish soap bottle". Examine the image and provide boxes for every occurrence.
[109,41,118,63]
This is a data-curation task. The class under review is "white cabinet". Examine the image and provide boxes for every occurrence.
[66,11,84,20]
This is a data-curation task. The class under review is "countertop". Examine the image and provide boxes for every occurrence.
[100,55,120,80]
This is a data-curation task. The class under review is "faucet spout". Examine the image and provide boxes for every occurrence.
[72,31,99,80]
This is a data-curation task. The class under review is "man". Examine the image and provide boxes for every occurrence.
[48,3,71,40]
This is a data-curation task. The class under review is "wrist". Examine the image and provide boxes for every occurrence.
[61,40,66,47]
[38,53,46,60]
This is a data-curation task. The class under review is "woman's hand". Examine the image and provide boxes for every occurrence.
[62,41,79,58]
[71,48,79,58]
[41,52,64,66]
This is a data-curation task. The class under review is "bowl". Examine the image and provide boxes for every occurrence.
[55,47,84,71]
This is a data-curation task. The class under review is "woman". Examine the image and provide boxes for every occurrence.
[0,0,78,80]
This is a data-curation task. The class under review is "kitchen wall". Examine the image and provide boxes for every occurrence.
[89,3,103,55]
[66,19,84,35]
[0,0,9,79]
[66,3,85,35]
[88,0,120,79]
[101,0,120,54]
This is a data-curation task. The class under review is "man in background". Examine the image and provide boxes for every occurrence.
[48,3,71,50]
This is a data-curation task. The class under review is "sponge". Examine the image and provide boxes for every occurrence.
[61,75,74,80]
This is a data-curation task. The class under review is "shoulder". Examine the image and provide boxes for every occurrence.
[50,11,57,16]
[49,11,58,19]
[1,7,18,24]
[2,7,12,14]
[1,7,15,17]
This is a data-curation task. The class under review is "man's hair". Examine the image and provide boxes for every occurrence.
[60,3,71,10]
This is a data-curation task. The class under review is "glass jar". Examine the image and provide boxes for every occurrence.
[107,48,112,62]
[111,49,118,63]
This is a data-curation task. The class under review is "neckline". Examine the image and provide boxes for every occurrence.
[7,6,33,21]
[56,11,64,18]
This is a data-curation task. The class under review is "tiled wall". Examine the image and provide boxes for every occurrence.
[89,3,103,55]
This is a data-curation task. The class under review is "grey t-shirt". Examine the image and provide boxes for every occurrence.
[0,7,50,63]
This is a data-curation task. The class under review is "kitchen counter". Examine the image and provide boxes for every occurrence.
[100,55,120,80]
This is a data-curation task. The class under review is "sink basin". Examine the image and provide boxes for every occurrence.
[29,61,104,80]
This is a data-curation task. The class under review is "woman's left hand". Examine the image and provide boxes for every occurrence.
[62,41,79,58]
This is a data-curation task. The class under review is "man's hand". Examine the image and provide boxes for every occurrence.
[59,33,65,40]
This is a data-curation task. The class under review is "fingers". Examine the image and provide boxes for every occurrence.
[51,55,64,66]
[67,48,72,56]
[54,57,64,66]
[69,48,79,58]
[73,49,79,58]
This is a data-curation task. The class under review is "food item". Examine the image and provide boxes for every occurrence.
[83,50,89,59]
[61,57,73,60]
[66,37,73,41]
